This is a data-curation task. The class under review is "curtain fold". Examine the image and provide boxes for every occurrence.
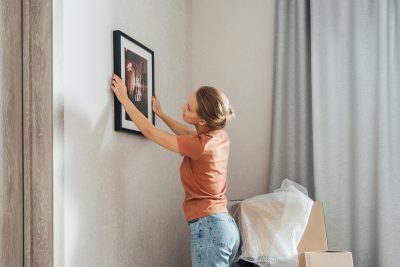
[268,0,315,198]
[269,1,400,266]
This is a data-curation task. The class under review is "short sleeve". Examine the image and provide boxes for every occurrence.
[176,134,206,160]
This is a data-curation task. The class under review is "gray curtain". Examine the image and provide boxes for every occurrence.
[269,1,400,266]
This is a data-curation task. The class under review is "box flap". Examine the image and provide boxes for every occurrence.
[300,251,354,267]
[297,202,328,252]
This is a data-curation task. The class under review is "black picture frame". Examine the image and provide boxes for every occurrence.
[113,30,155,136]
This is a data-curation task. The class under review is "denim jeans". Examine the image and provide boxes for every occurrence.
[188,213,240,267]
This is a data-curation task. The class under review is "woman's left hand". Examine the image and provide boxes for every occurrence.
[111,73,128,103]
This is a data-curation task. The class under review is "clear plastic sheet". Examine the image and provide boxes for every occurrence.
[230,179,313,267]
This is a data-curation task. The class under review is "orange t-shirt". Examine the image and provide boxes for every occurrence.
[176,129,230,222]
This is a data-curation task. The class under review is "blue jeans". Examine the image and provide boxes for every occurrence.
[188,213,240,267]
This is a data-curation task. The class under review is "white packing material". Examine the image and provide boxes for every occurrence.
[231,179,313,267]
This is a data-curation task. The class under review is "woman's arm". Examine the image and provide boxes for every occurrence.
[152,96,196,136]
[111,74,180,153]
[158,111,196,136]
[121,98,179,152]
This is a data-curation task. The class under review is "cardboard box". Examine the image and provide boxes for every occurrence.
[299,251,354,267]
[298,202,354,267]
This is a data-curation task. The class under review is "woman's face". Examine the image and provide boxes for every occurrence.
[182,91,201,125]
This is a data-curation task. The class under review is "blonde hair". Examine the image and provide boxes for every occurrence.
[195,86,235,130]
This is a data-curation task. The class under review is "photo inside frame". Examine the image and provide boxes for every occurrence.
[124,47,148,120]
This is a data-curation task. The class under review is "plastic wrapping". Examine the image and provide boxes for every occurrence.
[230,179,313,267]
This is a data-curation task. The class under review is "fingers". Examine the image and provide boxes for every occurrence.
[151,96,159,111]
[112,73,122,84]
[110,74,128,101]
[111,74,125,91]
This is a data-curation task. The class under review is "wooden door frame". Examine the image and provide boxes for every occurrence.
[22,0,53,266]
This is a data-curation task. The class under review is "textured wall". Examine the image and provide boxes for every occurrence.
[60,0,192,266]
[192,0,276,200]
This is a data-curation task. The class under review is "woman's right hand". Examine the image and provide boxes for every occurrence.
[152,96,163,117]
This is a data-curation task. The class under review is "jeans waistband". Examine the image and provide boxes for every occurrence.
[188,212,230,225]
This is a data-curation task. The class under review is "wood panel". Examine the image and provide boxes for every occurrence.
[0,0,24,266]
[23,0,53,266]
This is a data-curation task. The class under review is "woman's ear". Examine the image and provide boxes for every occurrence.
[198,119,207,126]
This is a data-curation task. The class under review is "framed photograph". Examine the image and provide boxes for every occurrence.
[113,30,155,135]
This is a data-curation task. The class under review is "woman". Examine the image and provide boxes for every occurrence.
[111,74,240,266]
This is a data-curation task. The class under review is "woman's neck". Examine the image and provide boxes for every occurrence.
[195,124,210,135]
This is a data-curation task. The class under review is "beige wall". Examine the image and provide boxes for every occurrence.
[192,0,276,200]
[55,0,275,266]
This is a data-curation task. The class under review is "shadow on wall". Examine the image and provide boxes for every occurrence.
[64,98,153,266]
[63,91,191,266]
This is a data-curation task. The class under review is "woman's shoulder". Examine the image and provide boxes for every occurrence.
[199,129,225,137]
[200,129,229,144]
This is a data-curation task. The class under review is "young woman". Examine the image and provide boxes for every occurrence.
[111,73,240,266]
